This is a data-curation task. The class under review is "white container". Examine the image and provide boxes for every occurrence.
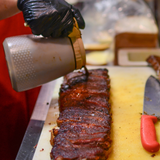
[3,34,86,92]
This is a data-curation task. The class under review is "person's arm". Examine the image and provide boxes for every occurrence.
[0,0,85,38]
[0,0,20,20]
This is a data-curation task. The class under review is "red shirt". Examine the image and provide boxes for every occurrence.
[0,12,41,160]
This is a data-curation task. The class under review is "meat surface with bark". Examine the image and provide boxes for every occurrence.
[50,68,112,160]
[146,55,160,80]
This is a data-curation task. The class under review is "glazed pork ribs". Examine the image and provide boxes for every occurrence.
[50,68,112,159]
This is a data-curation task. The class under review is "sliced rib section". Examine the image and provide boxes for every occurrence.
[146,55,160,79]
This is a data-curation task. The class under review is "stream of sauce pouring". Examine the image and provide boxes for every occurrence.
[84,65,89,77]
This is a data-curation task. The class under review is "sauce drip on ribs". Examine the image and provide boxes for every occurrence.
[50,68,112,160]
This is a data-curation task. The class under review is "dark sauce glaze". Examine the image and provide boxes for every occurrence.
[84,65,89,77]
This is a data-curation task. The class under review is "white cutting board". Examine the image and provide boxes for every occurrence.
[33,66,160,160]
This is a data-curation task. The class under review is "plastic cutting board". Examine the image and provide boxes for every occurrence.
[33,66,160,160]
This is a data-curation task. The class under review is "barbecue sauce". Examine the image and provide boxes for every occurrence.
[84,65,89,77]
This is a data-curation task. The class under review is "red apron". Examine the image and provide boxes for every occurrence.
[0,13,41,160]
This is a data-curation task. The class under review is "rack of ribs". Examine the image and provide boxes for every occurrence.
[50,68,112,159]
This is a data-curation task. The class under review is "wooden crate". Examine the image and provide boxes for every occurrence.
[114,32,158,65]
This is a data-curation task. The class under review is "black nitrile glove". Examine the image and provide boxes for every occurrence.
[17,0,85,38]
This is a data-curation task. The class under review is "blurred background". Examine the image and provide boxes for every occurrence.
[66,0,160,67]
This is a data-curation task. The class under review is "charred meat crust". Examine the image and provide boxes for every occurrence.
[146,55,160,79]
[50,68,112,160]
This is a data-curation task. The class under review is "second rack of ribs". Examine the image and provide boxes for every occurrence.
[50,68,112,159]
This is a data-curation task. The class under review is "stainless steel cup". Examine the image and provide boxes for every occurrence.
[3,34,85,92]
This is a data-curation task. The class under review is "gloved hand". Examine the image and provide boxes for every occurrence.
[17,0,85,38]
